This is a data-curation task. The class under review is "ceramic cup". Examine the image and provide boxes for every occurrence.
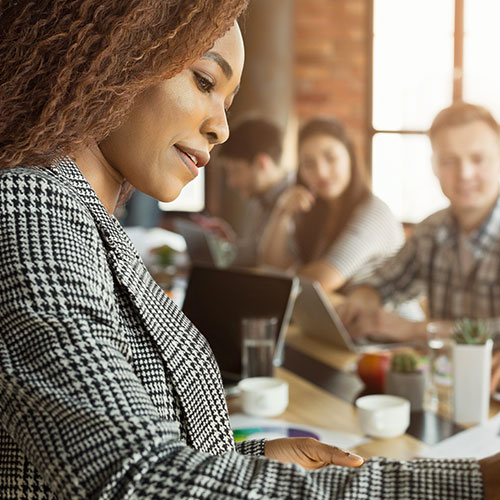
[238,377,289,417]
[355,394,410,439]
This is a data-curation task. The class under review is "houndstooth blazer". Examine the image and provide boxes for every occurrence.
[0,158,484,499]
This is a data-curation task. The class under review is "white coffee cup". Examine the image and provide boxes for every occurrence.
[238,377,289,417]
[355,394,410,439]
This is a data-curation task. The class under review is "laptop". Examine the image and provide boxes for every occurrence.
[291,278,359,351]
[173,217,235,268]
[182,265,300,386]
[291,278,421,352]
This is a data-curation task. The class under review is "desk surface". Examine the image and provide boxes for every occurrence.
[229,327,500,461]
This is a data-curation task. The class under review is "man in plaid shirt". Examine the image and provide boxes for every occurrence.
[340,102,500,393]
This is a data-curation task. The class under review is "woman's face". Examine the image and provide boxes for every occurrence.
[99,24,245,202]
[298,134,352,200]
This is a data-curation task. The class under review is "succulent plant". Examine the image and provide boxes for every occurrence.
[452,318,492,345]
[390,351,419,374]
[150,244,177,268]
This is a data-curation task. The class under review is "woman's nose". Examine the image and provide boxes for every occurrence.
[316,160,331,179]
[458,160,476,179]
[202,104,230,145]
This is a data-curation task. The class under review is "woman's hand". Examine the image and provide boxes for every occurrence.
[275,186,315,217]
[264,437,364,469]
[479,452,500,500]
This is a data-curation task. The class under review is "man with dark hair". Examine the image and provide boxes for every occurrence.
[218,117,294,266]
[340,102,500,392]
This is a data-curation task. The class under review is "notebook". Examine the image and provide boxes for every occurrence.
[182,265,300,385]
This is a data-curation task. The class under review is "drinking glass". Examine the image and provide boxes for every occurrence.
[241,317,277,379]
[427,321,454,418]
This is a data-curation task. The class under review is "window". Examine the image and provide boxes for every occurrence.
[371,0,500,223]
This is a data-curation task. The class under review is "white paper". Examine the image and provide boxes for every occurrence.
[230,413,368,450]
[419,411,500,460]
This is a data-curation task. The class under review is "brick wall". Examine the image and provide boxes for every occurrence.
[294,0,371,166]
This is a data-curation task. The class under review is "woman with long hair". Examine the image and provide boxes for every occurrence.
[0,2,498,499]
[260,117,404,293]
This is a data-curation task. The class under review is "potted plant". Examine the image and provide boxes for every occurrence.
[452,318,493,425]
[385,350,426,411]
[149,244,178,289]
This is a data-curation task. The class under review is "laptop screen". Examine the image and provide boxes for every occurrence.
[182,265,298,383]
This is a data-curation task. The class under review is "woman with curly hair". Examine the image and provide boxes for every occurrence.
[259,117,404,293]
[0,1,499,499]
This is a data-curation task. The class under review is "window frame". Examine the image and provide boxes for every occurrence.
[367,0,465,205]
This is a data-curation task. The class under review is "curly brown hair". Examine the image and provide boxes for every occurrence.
[0,0,248,168]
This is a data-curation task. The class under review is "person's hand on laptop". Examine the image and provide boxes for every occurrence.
[339,286,428,342]
[351,308,427,342]
[264,437,364,469]
[337,286,381,331]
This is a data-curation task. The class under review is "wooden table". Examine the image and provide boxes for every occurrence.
[229,327,500,461]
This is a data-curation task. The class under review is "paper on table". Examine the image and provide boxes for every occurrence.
[230,413,368,450]
[419,411,500,460]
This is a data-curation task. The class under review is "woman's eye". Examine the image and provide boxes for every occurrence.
[194,72,215,93]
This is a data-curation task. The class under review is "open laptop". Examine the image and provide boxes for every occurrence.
[182,265,300,387]
[291,278,421,352]
[172,217,235,268]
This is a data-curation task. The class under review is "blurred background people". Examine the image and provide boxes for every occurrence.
[340,103,500,355]
[198,117,295,267]
[258,117,404,293]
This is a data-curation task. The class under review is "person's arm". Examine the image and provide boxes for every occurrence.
[258,186,314,270]
[349,231,424,307]
[299,259,347,291]
[0,171,487,500]
[302,196,405,294]
[337,229,424,338]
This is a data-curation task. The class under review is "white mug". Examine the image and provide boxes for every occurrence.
[355,394,410,439]
[238,377,289,417]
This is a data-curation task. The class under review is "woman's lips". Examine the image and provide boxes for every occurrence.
[174,145,199,178]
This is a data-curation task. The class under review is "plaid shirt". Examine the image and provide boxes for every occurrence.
[363,195,500,337]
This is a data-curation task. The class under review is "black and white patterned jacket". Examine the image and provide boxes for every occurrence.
[0,158,484,499]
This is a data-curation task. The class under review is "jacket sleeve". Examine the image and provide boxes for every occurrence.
[0,170,484,500]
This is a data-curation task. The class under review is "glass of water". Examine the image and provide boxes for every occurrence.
[241,317,277,379]
[427,321,454,418]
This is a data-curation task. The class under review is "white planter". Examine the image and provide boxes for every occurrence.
[452,339,492,425]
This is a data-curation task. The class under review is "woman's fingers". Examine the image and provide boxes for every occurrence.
[277,186,316,215]
[303,440,364,469]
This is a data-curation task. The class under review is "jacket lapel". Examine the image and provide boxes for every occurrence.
[54,158,235,454]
